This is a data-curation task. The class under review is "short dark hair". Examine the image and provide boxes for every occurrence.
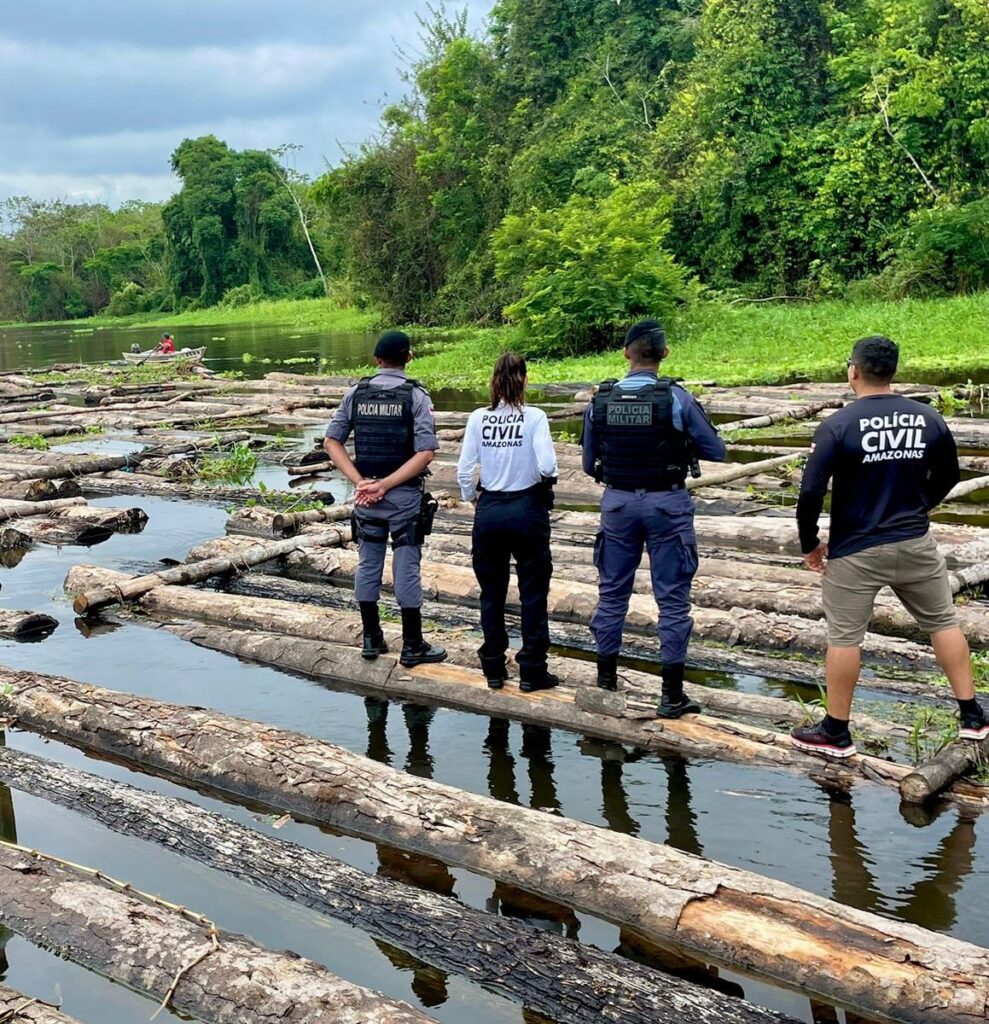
[374,330,411,367]
[850,335,899,383]
[624,319,667,363]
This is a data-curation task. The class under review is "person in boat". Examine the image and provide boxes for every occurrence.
[324,330,447,669]
[581,319,726,717]
[130,342,141,354]
[156,333,176,355]
[792,335,989,758]
[456,352,559,692]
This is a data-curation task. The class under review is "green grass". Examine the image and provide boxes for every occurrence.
[9,434,50,450]
[196,442,259,484]
[349,292,989,390]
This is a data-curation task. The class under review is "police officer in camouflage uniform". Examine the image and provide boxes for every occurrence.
[581,320,726,717]
[325,330,447,668]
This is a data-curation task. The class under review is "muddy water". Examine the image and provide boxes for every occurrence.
[0,439,988,1024]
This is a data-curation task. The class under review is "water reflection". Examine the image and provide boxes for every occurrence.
[0,733,16,976]
[374,939,449,1007]
[520,725,559,814]
[484,718,520,805]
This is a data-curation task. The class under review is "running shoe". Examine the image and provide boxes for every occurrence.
[790,721,857,758]
[960,710,989,742]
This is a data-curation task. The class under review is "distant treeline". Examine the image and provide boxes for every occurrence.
[4,0,988,353]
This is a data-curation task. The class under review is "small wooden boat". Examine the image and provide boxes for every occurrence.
[122,346,206,365]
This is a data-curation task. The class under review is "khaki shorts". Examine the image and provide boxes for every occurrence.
[822,533,958,647]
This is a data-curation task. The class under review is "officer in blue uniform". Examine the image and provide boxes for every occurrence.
[581,320,726,717]
[325,330,447,668]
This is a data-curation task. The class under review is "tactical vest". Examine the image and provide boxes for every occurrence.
[353,377,418,478]
[591,377,690,491]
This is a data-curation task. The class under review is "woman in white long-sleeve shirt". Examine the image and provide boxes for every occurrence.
[456,353,559,692]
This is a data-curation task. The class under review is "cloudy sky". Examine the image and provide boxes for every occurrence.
[0,0,493,206]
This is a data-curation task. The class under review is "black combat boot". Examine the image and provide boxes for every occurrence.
[479,654,508,690]
[596,654,619,691]
[359,601,388,660]
[519,664,559,694]
[399,607,447,668]
[657,662,701,718]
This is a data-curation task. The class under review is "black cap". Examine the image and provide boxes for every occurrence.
[162,332,172,339]
[374,330,411,362]
[624,319,665,348]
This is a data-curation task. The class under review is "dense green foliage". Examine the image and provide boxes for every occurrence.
[319,0,989,351]
[1,138,335,323]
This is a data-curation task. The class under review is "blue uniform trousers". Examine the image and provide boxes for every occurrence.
[591,487,698,664]
[354,483,423,608]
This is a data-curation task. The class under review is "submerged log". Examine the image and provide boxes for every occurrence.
[0,745,793,1024]
[899,736,989,804]
[72,529,348,614]
[0,843,434,1024]
[13,519,113,548]
[1,668,985,1024]
[48,504,148,533]
[0,984,81,1024]
[0,497,86,522]
[0,611,57,639]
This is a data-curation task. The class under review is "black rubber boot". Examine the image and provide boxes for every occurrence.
[519,666,559,694]
[400,608,447,667]
[359,602,388,660]
[596,654,618,691]
[479,655,508,690]
[657,662,700,718]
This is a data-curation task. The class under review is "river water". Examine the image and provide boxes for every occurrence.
[1,322,988,1024]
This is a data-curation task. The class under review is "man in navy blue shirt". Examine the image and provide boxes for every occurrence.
[582,320,726,716]
[793,335,988,757]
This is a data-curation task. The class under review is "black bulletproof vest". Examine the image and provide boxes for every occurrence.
[591,377,691,490]
[353,377,418,478]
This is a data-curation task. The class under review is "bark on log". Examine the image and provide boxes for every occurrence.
[0,481,58,502]
[0,527,31,551]
[0,745,795,1024]
[717,401,844,434]
[0,843,435,1024]
[13,519,113,548]
[0,611,57,639]
[288,458,333,477]
[946,476,989,502]
[79,470,336,506]
[899,736,989,803]
[1,668,985,1024]
[0,984,81,1024]
[48,505,148,533]
[72,529,349,614]
[225,504,352,538]
[0,498,86,522]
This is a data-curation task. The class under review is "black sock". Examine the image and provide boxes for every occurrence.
[359,601,380,635]
[958,697,983,718]
[401,607,423,646]
[822,714,850,737]
[662,662,685,703]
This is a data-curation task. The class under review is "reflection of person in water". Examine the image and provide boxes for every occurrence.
[484,718,520,805]
[0,734,16,974]
[520,723,559,814]
[577,736,643,836]
[373,938,450,1008]
[664,757,702,858]
[825,786,975,933]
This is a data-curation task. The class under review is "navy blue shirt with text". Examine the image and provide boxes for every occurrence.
[796,393,960,559]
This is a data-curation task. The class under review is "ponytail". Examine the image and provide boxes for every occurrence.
[489,352,527,411]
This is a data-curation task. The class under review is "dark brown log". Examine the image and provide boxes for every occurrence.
[0,744,794,1024]
[0,843,434,1024]
[0,611,57,639]
[1,668,985,1024]
[13,519,113,548]
[0,528,31,551]
[900,736,989,803]
[48,505,148,533]
[72,529,348,614]
[0,984,80,1024]
[0,480,58,502]
[0,498,86,522]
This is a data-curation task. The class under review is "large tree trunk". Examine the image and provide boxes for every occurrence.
[71,529,349,614]
[0,498,86,522]
[0,984,82,1024]
[48,505,148,533]
[79,470,336,506]
[0,480,59,502]
[1,669,986,1024]
[0,745,794,1024]
[13,519,112,548]
[716,401,844,433]
[0,844,434,1024]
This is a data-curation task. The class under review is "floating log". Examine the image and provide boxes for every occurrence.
[48,505,148,533]
[0,611,57,639]
[0,843,434,1024]
[1,669,985,1024]
[0,983,81,1024]
[72,529,349,614]
[0,527,31,551]
[0,480,58,502]
[79,470,335,506]
[0,497,86,522]
[287,458,333,477]
[717,401,844,434]
[14,519,113,548]
[226,504,352,538]
[947,475,989,502]
[0,745,793,1024]
[900,736,989,803]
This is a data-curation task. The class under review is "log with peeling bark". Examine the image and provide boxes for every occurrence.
[1,668,985,1024]
[0,611,57,639]
[717,401,844,434]
[0,497,86,522]
[0,745,794,1024]
[0,480,59,502]
[0,527,31,551]
[0,984,81,1024]
[224,504,352,538]
[72,529,349,614]
[79,470,335,506]
[47,504,148,533]
[13,518,113,548]
[946,475,989,502]
[899,736,989,803]
[60,564,910,742]
[0,843,435,1024]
